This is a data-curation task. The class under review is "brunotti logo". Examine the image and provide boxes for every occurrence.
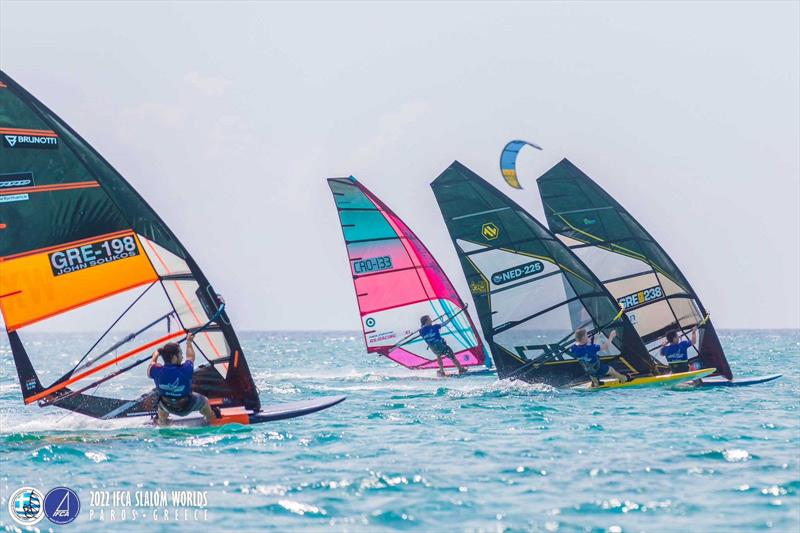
[2,132,59,149]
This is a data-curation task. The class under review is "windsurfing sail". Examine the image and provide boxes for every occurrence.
[431,161,659,386]
[536,159,732,379]
[500,140,542,190]
[327,177,488,370]
[0,70,260,419]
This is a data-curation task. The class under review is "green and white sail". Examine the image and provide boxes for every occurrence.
[431,161,659,386]
[536,159,732,379]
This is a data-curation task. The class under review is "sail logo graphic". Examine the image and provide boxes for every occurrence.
[8,487,45,526]
[49,235,140,276]
[0,171,34,203]
[0,171,34,189]
[469,280,489,294]
[618,285,664,310]
[481,222,499,240]
[2,133,59,149]
[44,487,80,525]
[491,261,544,285]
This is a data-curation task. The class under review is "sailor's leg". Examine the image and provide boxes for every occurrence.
[607,366,628,383]
[436,351,446,377]
[445,347,467,374]
[156,402,170,426]
[192,394,217,424]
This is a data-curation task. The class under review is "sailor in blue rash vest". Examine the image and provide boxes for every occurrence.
[419,314,468,377]
[571,328,629,387]
[660,327,698,373]
[147,333,217,425]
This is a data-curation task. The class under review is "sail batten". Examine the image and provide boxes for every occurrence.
[328,176,488,370]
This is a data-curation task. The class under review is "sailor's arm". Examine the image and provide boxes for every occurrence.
[147,350,159,377]
[600,330,617,351]
[185,333,196,363]
[690,327,697,346]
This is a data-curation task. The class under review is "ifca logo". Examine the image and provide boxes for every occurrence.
[44,486,81,524]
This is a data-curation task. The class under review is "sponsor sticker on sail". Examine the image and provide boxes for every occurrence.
[2,129,59,149]
[0,171,34,203]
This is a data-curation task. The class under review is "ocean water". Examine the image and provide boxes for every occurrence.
[0,330,798,532]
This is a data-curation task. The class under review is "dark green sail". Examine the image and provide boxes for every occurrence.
[0,70,260,418]
[431,161,659,386]
[536,158,732,379]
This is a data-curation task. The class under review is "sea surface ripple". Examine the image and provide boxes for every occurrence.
[0,330,798,532]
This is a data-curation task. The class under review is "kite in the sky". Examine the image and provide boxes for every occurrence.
[499,139,542,189]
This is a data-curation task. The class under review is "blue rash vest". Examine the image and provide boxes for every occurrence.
[661,340,692,363]
[148,360,194,399]
[571,343,601,366]
[420,324,444,346]
[570,343,609,377]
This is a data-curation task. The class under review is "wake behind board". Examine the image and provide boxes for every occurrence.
[155,396,346,428]
[455,368,496,378]
[572,368,715,391]
[434,368,497,379]
[697,374,782,388]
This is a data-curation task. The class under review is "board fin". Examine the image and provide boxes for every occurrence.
[9,331,44,401]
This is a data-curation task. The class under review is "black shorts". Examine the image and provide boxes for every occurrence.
[669,361,689,374]
[581,361,610,378]
[429,341,453,357]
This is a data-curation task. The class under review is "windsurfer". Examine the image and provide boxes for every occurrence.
[147,333,217,425]
[419,314,468,377]
[571,328,628,387]
[660,327,697,373]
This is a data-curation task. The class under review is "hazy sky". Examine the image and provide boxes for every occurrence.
[1,1,798,330]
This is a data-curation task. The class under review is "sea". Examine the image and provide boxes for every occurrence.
[1,330,798,532]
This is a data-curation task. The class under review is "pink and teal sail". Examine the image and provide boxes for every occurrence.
[328,177,488,370]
